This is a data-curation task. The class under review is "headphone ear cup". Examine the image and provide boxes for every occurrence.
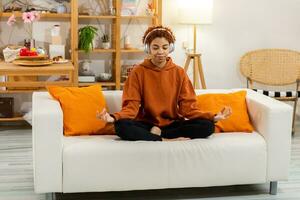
[144,44,149,54]
[169,43,175,53]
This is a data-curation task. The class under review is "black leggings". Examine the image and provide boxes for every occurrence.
[114,118,215,141]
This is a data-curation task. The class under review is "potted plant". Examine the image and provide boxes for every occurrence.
[101,34,110,49]
[78,25,98,53]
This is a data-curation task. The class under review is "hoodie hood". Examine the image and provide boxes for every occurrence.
[140,57,176,71]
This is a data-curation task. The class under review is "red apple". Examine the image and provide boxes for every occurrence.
[19,48,29,56]
[28,51,38,56]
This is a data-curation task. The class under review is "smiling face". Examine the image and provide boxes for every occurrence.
[149,37,170,64]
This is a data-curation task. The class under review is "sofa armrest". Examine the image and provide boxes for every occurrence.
[32,92,63,193]
[246,89,292,181]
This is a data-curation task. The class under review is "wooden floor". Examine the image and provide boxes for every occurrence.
[1,122,300,200]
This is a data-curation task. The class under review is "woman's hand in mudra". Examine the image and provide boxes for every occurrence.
[96,108,115,123]
[214,106,232,122]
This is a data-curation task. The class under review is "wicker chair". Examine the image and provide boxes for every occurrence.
[240,49,300,134]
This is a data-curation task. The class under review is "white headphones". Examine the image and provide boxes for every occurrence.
[143,27,175,54]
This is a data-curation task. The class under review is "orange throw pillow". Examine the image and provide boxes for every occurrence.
[47,85,115,136]
[196,91,253,133]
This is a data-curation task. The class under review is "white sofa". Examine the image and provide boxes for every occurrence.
[32,89,292,196]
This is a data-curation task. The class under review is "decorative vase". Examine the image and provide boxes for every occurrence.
[79,60,94,76]
[24,39,35,50]
[102,42,110,49]
[124,35,132,49]
[57,4,67,14]
[30,39,35,49]
[51,25,60,36]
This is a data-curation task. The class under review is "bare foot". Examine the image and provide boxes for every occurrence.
[162,137,191,141]
[150,126,161,136]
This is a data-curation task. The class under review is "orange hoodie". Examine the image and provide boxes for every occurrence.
[112,57,215,127]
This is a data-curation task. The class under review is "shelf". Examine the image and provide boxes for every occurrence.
[79,15,116,19]
[77,49,116,53]
[79,82,116,87]
[0,61,74,89]
[0,12,71,19]
[121,15,155,19]
[121,48,144,53]
[0,114,24,122]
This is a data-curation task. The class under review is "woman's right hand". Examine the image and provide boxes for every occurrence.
[96,108,115,123]
[214,106,232,122]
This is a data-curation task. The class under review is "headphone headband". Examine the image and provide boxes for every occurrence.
[143,27,175,45]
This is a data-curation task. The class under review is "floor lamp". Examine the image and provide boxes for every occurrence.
[178,0,213,89]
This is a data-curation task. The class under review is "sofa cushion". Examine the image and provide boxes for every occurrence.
[62,132,266,192]
[47,85,114,136]
[196,91,254,132]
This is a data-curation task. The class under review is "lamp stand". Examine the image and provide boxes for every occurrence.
[183,24,206,89]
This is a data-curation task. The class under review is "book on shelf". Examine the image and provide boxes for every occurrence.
[78,76,96,83]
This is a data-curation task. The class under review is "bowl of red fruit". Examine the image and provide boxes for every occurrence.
[17,47,48,60]
[13,47,53,66]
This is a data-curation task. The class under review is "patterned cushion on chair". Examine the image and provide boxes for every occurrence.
[253,89,299,98]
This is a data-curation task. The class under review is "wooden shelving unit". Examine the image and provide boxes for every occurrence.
[0,115,23,122]
[0,0,162,121]
[79,15,116,19]
[73,0,162,89]
[0,0,162,90]
[0,12,71,19]
[121,15,155,19]
[0,8,76,121]
[0,62,74,88]
[121,48,144,53]
[0,61,74,122]
[77,49,116,53]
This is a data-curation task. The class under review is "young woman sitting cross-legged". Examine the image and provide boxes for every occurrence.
[97,25,232,141]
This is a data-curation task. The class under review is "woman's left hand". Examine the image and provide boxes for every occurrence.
[214,106,232,122]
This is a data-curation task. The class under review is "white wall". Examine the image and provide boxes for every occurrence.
[163,0,300,89]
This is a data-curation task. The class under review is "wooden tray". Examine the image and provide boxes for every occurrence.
[13,59,53,66]
[17,55,48,60]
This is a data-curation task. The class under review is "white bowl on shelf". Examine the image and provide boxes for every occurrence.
[98,73,112,81]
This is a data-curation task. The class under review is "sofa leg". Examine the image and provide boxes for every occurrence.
[270,181,278,195]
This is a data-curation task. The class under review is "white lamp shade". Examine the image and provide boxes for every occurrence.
[178,0,213,24]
